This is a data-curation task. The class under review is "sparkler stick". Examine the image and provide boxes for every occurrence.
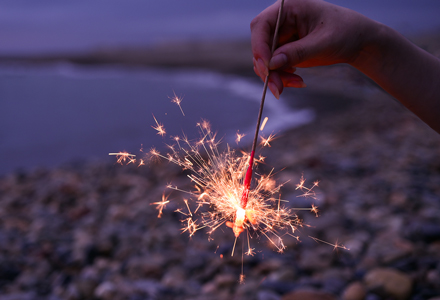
[239,0,285,212]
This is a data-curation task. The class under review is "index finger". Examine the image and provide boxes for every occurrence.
[250,2,281,71]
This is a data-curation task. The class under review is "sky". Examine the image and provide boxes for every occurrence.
[0,0,439,55]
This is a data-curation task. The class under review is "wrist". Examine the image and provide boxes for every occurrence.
[349,20,391,74]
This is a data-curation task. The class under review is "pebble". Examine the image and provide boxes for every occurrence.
[94,281,116,300]
[161,266,186,288]
[364,268,412,300]
[282,289,337,300]
[342,282,366,300]
[298,246,333,271]
[363,232,414,265]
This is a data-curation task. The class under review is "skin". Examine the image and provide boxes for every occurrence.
[251,0,440,133]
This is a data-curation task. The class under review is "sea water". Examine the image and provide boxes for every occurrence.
[0,64,313,174]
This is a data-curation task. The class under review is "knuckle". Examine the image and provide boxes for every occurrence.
[293,45,307,64]
[250,16,261,30]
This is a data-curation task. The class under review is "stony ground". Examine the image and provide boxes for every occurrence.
[1,75,440,300]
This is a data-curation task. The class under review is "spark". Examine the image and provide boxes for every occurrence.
[152,114,166,136]
[109,152,136,164]
[296,175,319,199]
[239,274,246,284]
[236,131,246,144]
[260,133,277,147]
[260,117,269,131]
[151,194,170,218]
[144,122,318,253]
[113,118,332,255]
[310,204,319,217]
[169,91,185,116]
[309,236,349,251]
[257,155,266,163]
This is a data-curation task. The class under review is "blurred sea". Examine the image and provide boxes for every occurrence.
[0,64,313,175]
[0,0,439,174]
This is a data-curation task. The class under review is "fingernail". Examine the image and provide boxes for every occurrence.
[285,79,307,88]
[257,58,269,77]
[253,66,260,77]
[269,53,287,69]
[268,82,280,99]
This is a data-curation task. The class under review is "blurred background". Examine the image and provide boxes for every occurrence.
[1,1,440,300]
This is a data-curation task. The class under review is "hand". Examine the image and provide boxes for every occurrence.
[251,0,374,98]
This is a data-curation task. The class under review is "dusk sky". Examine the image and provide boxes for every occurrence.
[0,0,439,55]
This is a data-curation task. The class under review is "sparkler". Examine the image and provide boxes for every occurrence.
[144,121,320,254]
[236,0,285,237]
[110,0,348,264]
[110,120,345,255]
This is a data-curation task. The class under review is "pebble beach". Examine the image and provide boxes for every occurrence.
[1,32,440,300]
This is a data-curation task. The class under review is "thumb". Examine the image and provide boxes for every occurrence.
[269,33,323,69]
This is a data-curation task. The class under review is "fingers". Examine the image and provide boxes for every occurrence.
[253,57,268,79]
[268,72,283,100]
[253,57,298,82]
[281,72,306,88]
[253,58,306,99]
[269,72,306,99]
[250,2,281,75]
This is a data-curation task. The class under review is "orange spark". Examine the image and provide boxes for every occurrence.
[260,133,277,147]
[296,175,319,199]
[152,114,166,136]
[169,91,185,116]
[144,122,312,253]
[309,236,349,251]
[311,204,319,217]
[109,152,136,164]
[151,194,170,218]
[236,131,246,144]
[112,121,339,256]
